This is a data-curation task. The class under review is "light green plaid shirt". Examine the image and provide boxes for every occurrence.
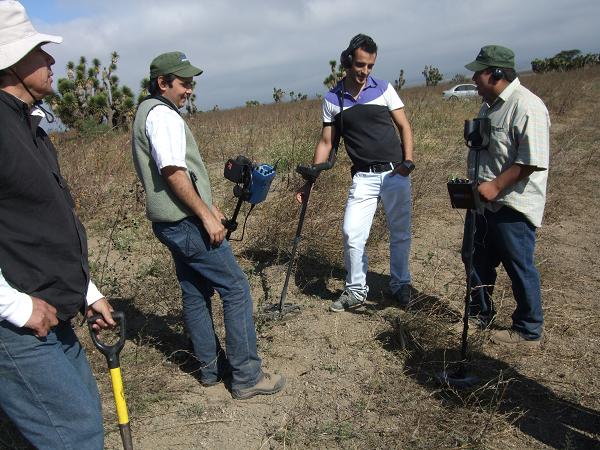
[468,78,550,227]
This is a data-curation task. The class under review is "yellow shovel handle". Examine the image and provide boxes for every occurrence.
[109,367,129,425]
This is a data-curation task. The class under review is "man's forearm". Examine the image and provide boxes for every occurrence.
[493,163,536,191]
[313,140,332,164]
[401,127,414,161]
[478,163,536,202]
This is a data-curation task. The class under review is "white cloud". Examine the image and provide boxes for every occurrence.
[25,0,600,109]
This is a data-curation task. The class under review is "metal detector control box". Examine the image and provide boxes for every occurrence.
[249,164,276,204]
[447,178,482,210]
[446,118,490,211]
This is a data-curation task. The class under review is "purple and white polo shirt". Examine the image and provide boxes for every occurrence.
[322,76,405,168]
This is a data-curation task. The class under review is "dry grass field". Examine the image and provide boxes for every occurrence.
[2,67,599,449]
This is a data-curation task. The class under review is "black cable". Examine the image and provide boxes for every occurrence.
[228,203,255,242]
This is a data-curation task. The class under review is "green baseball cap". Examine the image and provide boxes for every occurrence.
[465,45,515,71]
[150,51,203,78]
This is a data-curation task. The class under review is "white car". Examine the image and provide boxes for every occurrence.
[442,84,479,100]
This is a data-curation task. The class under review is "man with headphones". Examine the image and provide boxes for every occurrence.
[463,45,550,347]
[297,34,415,312]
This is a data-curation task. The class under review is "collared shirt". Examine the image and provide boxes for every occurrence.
[322,76,405,167]
[468,78,550,227]
[146,104,187,170]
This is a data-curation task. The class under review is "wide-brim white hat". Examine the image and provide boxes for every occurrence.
[0,1,63,71]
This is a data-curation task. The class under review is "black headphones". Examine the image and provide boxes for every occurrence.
[340,34,372,69]
[490,67,505,81]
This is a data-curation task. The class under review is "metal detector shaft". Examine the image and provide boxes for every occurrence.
[88,311,133,450]
[461,207,477,361]
[279,179,313,309]
[278,160,334,311]
[435,119,489,389]
[225,196,244,240]
[460,119,488,361]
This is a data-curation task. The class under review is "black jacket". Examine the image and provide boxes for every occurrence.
[0,90,89,321]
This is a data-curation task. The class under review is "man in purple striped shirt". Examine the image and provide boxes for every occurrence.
[297,34,415,312]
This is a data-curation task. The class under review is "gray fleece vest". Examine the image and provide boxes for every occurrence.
[132,97,212,222]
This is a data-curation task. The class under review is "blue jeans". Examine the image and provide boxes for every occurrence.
[0,320,104,450]
[462,206,544,339]
[342,170,412,300]
[152,217,262,390]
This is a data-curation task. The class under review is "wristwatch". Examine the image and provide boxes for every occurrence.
[402,160,415,173]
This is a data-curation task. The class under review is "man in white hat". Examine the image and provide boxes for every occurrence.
[0,2,115,448]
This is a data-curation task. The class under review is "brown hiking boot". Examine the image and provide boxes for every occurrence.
[489,329,542,348]
[231,372,286,400]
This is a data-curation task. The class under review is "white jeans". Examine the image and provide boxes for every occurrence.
[342,169,412,300]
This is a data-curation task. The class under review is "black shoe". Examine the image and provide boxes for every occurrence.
[393,284,412,308]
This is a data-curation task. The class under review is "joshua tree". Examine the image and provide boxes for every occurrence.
[48,51,135,130]
[289,91,308,102]
[323,59,345,89]
[394,69,406,91]
[422,65,443,86]
[273,87,285,103]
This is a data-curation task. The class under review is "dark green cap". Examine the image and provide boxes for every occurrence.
[465,45,515,71]
[150,51,202,78]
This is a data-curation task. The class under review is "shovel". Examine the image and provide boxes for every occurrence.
[87,311,133,450]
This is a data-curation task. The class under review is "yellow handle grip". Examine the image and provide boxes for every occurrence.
[109,367,129,425]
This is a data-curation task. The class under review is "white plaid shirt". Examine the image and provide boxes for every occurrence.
[468,78,551,227]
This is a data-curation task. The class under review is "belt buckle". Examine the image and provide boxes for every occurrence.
[372,162,392,173]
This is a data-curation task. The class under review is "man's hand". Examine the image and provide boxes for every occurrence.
[391,164,411,177]
[295,181,312,204]
[478,180,502,202]
[211,204,226,222]
[86,297,116,333]
[24,296,58,337]
[202,212,226,246]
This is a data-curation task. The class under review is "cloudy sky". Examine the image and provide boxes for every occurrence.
[20,0,600,110]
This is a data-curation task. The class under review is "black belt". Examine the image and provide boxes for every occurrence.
[353,162,399,174]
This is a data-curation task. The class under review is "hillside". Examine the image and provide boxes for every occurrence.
[2,68,599,449]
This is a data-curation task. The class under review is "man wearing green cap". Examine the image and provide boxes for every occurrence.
[132,51,285,399]
[462,45,550,347]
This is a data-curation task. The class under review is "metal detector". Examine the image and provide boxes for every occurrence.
[264,90,345,320]
[263,159,335,319]
[437,117,490,389]
[87,311,133,450]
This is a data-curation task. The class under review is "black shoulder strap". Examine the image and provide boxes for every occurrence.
[329,86,344,162]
